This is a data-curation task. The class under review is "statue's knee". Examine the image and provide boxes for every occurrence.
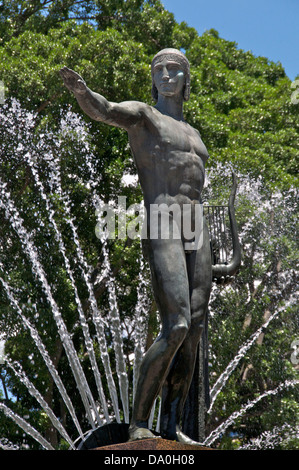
[191,310,206,330]
[168,320,189,348]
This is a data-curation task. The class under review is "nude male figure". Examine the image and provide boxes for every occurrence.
[60,48,212,444]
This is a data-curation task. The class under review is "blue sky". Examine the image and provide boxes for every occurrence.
[161,0,298,81]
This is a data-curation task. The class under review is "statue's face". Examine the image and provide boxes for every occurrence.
[152,57,185,99]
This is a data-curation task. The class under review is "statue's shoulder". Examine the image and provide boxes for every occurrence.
[120,100,153,115]
[118,101,157,127]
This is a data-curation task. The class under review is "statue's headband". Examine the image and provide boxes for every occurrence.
[151,48,190,75]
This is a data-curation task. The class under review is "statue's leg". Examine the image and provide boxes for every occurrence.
[129,235,191,441]
[159,220,212,442]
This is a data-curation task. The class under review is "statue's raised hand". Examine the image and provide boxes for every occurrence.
[59,67,87,95]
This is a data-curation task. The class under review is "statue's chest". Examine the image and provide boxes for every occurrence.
[154,117,195,153]
[129,110,208,171]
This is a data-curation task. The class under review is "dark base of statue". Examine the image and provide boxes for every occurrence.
[93,438,212,451]
[75,423,212,451]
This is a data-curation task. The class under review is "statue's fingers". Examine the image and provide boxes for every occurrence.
[59,68,70,81]
[61,67,75,80]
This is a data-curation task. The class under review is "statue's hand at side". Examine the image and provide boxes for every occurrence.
[59,67,87,95]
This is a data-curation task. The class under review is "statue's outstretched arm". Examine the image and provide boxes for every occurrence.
[59,67,142,130]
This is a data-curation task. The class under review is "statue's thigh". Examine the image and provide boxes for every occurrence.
[187,222,212,324]
[147,237,191,327]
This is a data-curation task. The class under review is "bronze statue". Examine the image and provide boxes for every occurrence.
[60,49,213,444]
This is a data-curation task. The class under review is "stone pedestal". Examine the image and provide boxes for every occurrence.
[93,438,212,451]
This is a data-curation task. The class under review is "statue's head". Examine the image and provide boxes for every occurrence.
[151,48,190,102]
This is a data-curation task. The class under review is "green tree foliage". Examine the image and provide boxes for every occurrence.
[185,31,298,188]
[0,0,298,449]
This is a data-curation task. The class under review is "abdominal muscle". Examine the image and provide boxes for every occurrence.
[139,149,205,246]
[151,152,205,205]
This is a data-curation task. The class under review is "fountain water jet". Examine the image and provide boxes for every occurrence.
[208,304,287,411]
[0,273,84,439]
[0,183,102,428]
[23,149,112,423]
[0,403,54,450]
[6,358,75,448]
[52,112,129,422]
[204,379,299,447]
[239,423,299,450]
